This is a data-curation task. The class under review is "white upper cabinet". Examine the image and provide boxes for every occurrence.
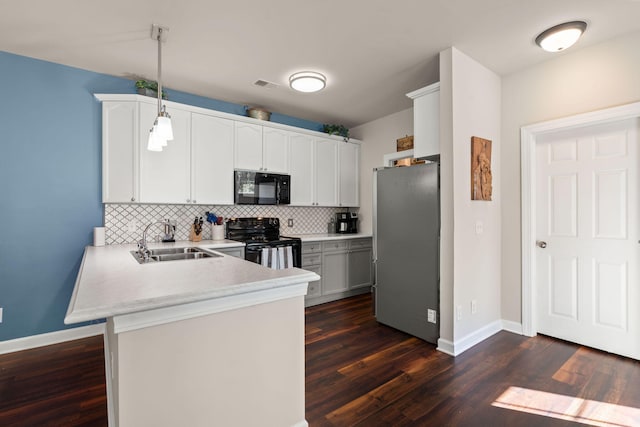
[406,82,440,159]
[289,133,315,206]
[339,142,360,207]
[262,127,289,173]
[102,101,138,203]
[138,102,191,204]
[234,123,289,173]
[234,122,263,171]
[97,94,360,207]
[191,113,234,205]
[315,138,339,207]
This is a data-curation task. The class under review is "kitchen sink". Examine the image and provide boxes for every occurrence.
[130,247,220,264]
[148,247,206,256]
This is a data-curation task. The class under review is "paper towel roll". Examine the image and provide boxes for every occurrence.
[94,227,106,246]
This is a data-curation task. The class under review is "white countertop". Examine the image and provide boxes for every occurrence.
[287,233,373,242]
[64,239,319,325]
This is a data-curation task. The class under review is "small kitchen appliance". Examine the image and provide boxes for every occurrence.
[226,217,301,268]
[234,171,290,205]
[335,212,358,234]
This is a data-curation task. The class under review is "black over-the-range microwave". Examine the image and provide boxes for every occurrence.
[234,170,291,205]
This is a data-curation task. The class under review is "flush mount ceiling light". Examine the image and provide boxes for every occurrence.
[147,24,173,152]
[535,21,587,52]
[289,71,326,93]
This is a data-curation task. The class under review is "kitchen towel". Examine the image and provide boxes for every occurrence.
[283,246,294,269]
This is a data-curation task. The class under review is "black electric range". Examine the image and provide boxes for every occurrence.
[226,217,302,268]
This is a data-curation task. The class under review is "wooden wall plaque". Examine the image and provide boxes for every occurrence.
[471,136,492,201]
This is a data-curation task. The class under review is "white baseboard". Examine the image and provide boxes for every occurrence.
[436,320,508,357]
[292,420,309,427]
[0,323,105,355]
[501,319,523,335]
[436,338,455,356]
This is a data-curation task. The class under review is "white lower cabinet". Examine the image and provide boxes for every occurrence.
[303,237,372,307]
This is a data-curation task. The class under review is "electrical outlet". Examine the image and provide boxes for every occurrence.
[475,220,483,235]
[456,305,462,321]
[127,220,138,233]
[471,300,478,314]
[287,218,294,227]
[427,309,437,323]
[0,307,3,323]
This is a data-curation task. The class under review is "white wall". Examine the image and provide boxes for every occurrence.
[442,48,502,344]
[351,108,414,234]
[501,31,640,323]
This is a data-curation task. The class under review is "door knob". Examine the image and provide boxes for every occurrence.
[536,240,547,248]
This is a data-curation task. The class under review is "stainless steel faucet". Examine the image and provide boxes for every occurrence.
[138,220,173,261]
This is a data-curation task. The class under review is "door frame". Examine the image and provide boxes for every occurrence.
[520,101,640,337]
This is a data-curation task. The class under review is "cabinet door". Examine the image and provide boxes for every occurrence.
[102,101,138,203]
[305,265,322,298]
[412,85,440,158]
[262,127,289,173]
[234,122,263,171]
[322,251,348,294]
[138,103,192,203]
[214,247,245,258]
[191,113,234,205]
[289,133,315,206]
[315,138,339,206]
[348,248,373,290]
[339,142,360,207]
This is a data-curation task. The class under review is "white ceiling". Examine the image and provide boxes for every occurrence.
[2,0,640,128]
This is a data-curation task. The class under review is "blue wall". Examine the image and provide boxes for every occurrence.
[0,51,323,341]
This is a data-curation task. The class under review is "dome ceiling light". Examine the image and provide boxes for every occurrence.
[289,71,326,93]
[535,21,587,52]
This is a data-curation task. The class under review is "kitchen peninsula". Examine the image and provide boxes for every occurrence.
[65,240,319,427]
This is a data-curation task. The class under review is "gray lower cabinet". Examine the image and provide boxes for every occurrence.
[214,246,245,258]
[303,237,372,307]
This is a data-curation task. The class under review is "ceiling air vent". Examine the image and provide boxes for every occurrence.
[254,79,279,89]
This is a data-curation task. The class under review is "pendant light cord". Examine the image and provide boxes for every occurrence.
[157,27,163,116]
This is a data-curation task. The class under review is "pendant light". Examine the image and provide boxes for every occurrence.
[147,24,173,151]
[535,21,587,52]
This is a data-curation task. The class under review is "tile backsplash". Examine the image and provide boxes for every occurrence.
[104,204,353,244]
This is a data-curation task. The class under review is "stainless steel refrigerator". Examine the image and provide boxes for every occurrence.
[373,162,439,344]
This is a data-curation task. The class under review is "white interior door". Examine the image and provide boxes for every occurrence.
[535,118,639,359]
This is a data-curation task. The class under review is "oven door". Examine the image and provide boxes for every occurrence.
[245,241,301,268]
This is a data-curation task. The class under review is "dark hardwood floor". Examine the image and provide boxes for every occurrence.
[0,334,107,426]
[2,294,640,426]
[306,293,640,426]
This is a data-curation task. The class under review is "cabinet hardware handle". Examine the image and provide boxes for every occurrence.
[131,197,135,202]
[193,200,197,203]
[536,240,547,249]
[187,199,191,203]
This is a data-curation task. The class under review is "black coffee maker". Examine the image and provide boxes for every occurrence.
[335,212,358,234]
